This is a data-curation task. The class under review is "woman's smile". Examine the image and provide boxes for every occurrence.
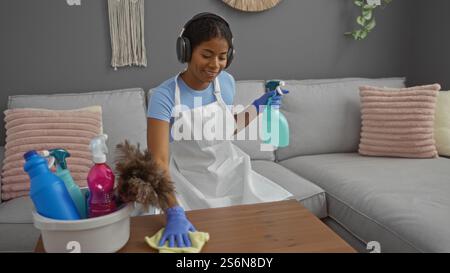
[204,70,219,79]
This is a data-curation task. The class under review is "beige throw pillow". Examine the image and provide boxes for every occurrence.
[434,91,450,156]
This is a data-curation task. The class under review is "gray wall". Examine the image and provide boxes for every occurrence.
[408,0,450,89]
[0,0,414,146]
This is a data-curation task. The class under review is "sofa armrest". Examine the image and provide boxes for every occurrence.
[0,146,4,204]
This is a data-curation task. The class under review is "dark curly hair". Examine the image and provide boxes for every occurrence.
[183,15,233,53]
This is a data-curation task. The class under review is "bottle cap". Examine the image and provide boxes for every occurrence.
[24,150,38,160]
[49,149,71,169]
[90,134,109,164]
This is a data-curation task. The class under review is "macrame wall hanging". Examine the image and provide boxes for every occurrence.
[222,0,282,12]
[107,0,147,70]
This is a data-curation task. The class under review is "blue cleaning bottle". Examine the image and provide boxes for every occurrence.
[45,149,87,219]
[24,150,80,220]
[262,80,290,148]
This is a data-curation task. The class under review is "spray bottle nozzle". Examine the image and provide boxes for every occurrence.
[90,134,109,164]
[48,148,71,170]
[266,80,286,96]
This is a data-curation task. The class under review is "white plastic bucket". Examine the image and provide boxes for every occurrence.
[33,198,133,253]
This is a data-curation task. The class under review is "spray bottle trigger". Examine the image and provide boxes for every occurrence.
[38,150,55,169]
[276,81,286,96]
[276,87,284,96]
[47,156,56,170]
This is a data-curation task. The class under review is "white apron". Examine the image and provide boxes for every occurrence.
[169,73,293,211]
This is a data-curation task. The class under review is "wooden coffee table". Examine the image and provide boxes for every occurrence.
[35,200,355,253]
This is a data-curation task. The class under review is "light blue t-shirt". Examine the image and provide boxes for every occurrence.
[147,71,236,141]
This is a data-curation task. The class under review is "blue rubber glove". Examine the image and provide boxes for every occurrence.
[159,206,196,248]
[252,89,289,114]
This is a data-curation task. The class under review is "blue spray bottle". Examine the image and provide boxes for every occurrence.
[43,149,87,219]
[24,150,80,220]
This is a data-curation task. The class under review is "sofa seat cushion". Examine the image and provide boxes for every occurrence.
[251,160,327,218]
[0,196,34,224]
[0,196,40,252]
[0,223,40,252]
[280,153,450,252]
[0,197,43,252]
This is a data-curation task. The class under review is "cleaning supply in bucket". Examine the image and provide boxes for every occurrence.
[33,202,133,253]
[24,150,81,220]
[145,229,210,253]
[262,80,290,148]
[42,149,87,219]
[87,134,117,218]
[114,140,176,211]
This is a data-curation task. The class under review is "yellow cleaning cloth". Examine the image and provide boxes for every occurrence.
[145,228,210,253]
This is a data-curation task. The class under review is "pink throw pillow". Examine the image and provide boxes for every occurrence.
[359,84,440,158]
[1,106,102,201]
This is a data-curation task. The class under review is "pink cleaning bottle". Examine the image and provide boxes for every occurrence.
[87,134,116,218]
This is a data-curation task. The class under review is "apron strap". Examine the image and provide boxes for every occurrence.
[174,74,181,107]
[213,77,230,111]
[175,73,230,111]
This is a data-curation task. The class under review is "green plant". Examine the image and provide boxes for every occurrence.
[345,0,393,40]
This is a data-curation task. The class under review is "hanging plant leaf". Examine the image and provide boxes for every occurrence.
[352,30,362,40]
[362,9,373,20]
[366,18,376,31]
[345,0,393,40]
[354,0,364,7]
[363,4,375,10]
[357,16,366,26]
[359,30,368,39]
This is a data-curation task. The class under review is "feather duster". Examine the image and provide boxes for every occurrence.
[114,140,175,211]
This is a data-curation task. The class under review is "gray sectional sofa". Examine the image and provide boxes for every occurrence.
[1,77,449,253]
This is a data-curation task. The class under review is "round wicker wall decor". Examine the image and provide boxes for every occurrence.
[222,0,282,12]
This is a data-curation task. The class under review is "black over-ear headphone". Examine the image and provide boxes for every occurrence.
[176,12,235,68]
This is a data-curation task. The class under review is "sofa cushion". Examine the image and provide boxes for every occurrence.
[8,88,147,169]
[0,197,43,252]
[0,146,4,203]
[275,77,405,161]
[1,106,103,201]
[434,91,450,156]
[284,77,404,86]
[359,84,440,158]
[251,160,327,218]
[0,224,40,252]
[280,153,450,252]
[0,196,34,224]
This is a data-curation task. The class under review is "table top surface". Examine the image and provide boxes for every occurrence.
[35,200,356,253]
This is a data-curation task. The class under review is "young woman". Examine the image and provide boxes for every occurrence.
[147,12,292,248]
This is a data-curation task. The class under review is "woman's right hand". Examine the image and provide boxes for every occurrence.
[159,206,196,248]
